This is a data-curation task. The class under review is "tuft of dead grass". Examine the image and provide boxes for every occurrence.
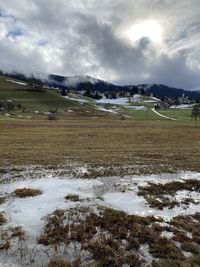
[0,196,6,205]
[0,212,7,225]
[65,194,80,202]
[13,187,42,198]
[47,258,80,267]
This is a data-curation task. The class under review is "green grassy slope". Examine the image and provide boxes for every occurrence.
[0,74,197,125]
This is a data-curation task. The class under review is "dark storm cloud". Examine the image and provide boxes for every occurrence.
[0,0,200,89]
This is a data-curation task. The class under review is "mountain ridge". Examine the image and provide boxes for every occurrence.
[0,69,200,100]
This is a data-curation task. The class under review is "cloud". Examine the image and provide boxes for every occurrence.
[0,0,200,89]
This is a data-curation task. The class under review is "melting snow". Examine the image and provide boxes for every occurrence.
[0,178,102,236]
[96,97,130,105]
[161,231,174,239]
[96,95,142,105]
[144,100,158,103]
[0,171,200,238]
[0,171,200,266]
[96,106,118,113]
[170,104,195,109]
[126,105,147,110]
[102,171,200,219]
[65,96,89,103]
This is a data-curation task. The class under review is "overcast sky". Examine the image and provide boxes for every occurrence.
[0,0,200,90]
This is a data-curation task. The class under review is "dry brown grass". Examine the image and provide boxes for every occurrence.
[47,258,79,267]
[138,179,200,209]
[65,194,80,202]
[14,188,42,198]
[0,212,6,225]
[0,119,199,177]
[37,206,200,266]
[0,197,6,205]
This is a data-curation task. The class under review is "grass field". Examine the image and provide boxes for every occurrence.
[1,75,200,267]
[0,74,199,176]
[0,118,199,177]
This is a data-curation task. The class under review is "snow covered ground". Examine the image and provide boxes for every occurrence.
[0,170,200,266]
[1,171,200,235]
[126,105,147,110]
[6,79,27,86]
[96,106,118,113]
[64,95,89,103]
[96,97,130,105]
[96,95,142,105]
[170,104,195,109]
[0,178,102,237]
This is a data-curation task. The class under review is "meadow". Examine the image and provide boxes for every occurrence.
[1,75,200,267]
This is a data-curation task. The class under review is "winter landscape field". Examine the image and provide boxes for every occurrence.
[0,73,200,267]
[1,0,200,266]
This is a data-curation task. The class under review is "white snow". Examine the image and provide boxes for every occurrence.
[139,244,153,266]
[7,79,27,86]
[174,190,200,203]
[96,106,118,113]
[0,178,103,237]
[161,231,174,239]
[103,192,149,215]
[170,104,195,109]
[65,96,89,103]
[0,171,200,266]
[102,171,200,219]
[1,171,200,239]
[126,105,147,110]
[144,100,158,103]
[150,97,161,101]
[152,108,177,121]
[96,97,129,105]
[96,95,146,106]
[132,94,142,102]
[102,191,200,219]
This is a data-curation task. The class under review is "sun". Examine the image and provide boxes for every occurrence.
[126,20,163,43]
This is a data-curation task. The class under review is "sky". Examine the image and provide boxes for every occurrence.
[0,0,200,90]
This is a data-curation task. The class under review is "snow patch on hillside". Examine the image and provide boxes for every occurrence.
[170,104,195,109]
[7,79,27,86]
[64,96,89,103]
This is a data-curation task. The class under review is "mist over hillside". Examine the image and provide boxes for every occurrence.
[1,68,200,100]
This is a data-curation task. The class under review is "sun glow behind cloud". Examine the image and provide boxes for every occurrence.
[0,0,200,89]
[126,20,163,43]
